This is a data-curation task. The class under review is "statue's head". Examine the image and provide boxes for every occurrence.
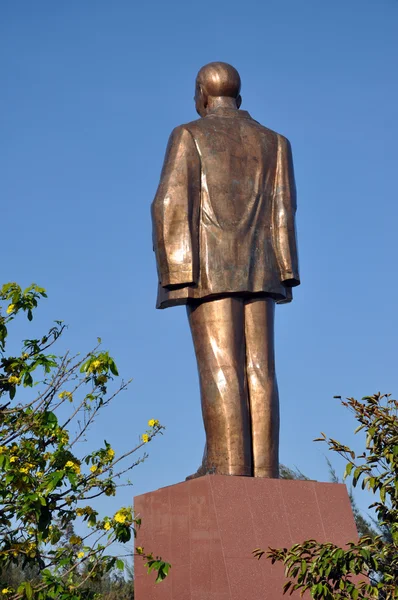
[195,62,242,118]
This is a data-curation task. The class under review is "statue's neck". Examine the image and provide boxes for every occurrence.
[206,96,238,113]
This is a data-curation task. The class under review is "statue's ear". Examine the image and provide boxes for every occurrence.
[200,85,208,109]
[236,95,242,109]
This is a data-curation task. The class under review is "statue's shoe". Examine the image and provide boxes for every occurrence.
[185,463,208,481]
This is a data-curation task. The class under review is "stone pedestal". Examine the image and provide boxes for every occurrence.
[134,475,358,599]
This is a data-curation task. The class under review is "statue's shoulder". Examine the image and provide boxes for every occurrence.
[179,117,207,135]
[164,120,203,144]
[249,120,289,142]
[175,117,291,148]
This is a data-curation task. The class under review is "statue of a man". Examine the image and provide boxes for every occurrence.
[151,62,300,478]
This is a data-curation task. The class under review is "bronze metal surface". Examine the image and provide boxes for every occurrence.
[151,62,300,478]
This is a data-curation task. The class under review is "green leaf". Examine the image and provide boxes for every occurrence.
[301,559,307,575]
[360,548,370,562]
[155,562,170,583]
[46,470,64,493]
[24,582,33,600]
[80,360,89,373]
[343,463,353,479]
[116,559,124,571]
[147,560,160,574]
[43,411,58,428]
[23,372,33,387]
[352,467,361,486]
[109,359,119,376]
[283,581,292,594]
[88,513,97,527]
[67,471,77,487]
[354,424,365,434]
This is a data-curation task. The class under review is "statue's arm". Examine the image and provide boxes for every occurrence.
[151,126,201,289]
[272,135,300,288]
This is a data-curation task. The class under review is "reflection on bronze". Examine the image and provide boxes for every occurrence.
[151,62,300,478]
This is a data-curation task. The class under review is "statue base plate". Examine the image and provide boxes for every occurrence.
[134,475,357,599]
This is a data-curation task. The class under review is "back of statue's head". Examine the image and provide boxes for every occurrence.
[196,62,241,98]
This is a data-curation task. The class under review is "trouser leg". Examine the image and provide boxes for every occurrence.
[244,297,280,478]
[187,297,252,476]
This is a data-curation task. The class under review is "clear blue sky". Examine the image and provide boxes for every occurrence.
[1,0,397,520]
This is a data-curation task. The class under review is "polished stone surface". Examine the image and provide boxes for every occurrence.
[134,475,358,599]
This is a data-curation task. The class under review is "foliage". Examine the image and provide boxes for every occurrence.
[255,393,398,599]
[0,559,135,600]
[279,464,311,481]
[0,283,170,600]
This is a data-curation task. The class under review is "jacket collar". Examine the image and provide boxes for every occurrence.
[206,107,252,120]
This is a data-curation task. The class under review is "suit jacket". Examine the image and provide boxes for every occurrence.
[151,107,300,309]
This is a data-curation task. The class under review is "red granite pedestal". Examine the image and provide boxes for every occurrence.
[134,475,358,600]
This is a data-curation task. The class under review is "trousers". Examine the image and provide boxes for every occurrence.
[187,295,279,478]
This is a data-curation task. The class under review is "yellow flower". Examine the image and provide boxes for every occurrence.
[76,508,84,516]
[148,419,159,428]
[56,427,69,444]
[0,446,7,454]
[22,352,29,360]
[90,464,98,473]
[106,447,115,461]
[19,467,29,474]
[58,391,73,401]
[77,551,85,559]
[136,546,144,555]
[104,521,111,531]
[9,456,18,463]
[69,535,82,545]
[36,471,43,477]
[88,359,101,373]
[142,434,149,444]
[6,304,15,314]
[8,375,20,385]
[2,589,11,594]
[114,511,127,524]
[65,460,81,474]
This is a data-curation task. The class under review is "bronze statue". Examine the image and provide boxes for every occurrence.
[151,62,300,478]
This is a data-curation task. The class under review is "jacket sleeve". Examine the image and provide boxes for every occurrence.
[272,135,300,288]
[151,126,201,288]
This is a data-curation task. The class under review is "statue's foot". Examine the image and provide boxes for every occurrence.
[185,463,209,481]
